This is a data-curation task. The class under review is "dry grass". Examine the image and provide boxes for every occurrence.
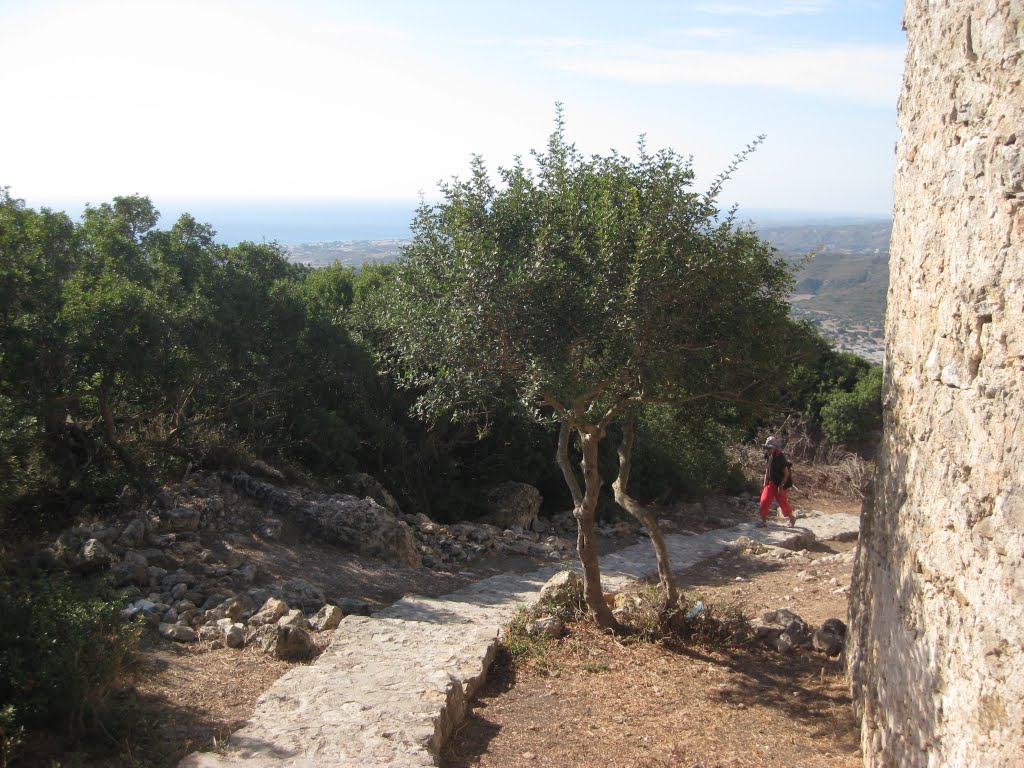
[443,540,863,768]
[729,427,873,502]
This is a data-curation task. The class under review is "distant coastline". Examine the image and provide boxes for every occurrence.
[25,196,889,247]
[25,198,421,246]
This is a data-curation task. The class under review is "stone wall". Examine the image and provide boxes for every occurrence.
[848,2,1024,766]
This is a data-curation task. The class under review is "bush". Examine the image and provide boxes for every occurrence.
[627,404,754,502]
[1,704,24,768]
[779,326,882,448]
[820,365,882,445]
[0,573,137,752]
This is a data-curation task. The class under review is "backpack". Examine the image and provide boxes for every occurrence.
[782,460,794,489]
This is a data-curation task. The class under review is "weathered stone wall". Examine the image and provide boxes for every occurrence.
[848,2,1024,766]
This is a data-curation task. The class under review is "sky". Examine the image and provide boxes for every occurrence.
[2,0,905,229]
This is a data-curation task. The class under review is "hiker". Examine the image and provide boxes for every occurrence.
[758,435,795,527]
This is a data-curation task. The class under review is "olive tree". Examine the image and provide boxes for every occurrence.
[386,112,794,628]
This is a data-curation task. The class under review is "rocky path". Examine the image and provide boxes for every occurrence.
[179,510,860,768]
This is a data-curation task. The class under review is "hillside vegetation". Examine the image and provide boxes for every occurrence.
[0,136,882,757]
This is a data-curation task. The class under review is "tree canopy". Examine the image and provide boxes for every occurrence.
[381,111,796,625]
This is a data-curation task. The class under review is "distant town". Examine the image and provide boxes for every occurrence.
[284,239,405,268]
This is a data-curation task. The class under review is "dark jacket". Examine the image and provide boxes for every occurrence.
[764,449,789,486]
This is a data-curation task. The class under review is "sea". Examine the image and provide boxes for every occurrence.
[29,197,888,246]
[31,198,420,246]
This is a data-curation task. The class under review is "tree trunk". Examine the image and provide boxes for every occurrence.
[575,427,619,629]
[611,414,678,604]
[99,377,156,493]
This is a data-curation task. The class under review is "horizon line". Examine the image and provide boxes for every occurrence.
[20,195,892,219]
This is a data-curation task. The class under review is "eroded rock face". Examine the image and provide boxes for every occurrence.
[227,472,422,568]
[848,4,1024,766]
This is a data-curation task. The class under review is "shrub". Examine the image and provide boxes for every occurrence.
[0,572,137,751]
[1,704,24,768]
[820,365,883,445]
[628,404,754,502]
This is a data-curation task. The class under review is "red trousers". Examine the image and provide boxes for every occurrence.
[759,482,793,519]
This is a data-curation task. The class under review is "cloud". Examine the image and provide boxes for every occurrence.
[695,1,833,17]
[676,26,739,39]
[521,38,903,106]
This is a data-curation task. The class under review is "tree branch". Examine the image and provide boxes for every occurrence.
[611,412,677,603]
[556,420,584,507]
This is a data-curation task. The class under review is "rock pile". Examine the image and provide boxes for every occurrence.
[36,469,757,662]
[730,534,856,594]
[753,608,848,657]
[33,470,612,658]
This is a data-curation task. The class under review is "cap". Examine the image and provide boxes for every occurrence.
[764,436,782,450]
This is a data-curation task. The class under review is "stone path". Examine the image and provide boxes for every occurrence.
[180,510,860,767]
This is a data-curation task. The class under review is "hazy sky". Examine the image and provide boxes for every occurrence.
[2,0,905,215]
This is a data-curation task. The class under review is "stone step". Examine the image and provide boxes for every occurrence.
[180,509,859,767]
[180,616,499,768]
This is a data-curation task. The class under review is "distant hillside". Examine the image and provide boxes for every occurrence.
[755,221,891,254]
[758,220,891,363]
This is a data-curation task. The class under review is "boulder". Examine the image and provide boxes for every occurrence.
[250,597,289,626]
[160,623,198,643]
[309,604,344,631]
[252,624,315,661]
[110,558,148,587]
[199,592,232,611]
[224,622,246,649]
[753,608,810,650]
[478,482,541,531]
[812,617,847,657]
[74,538,113,572]
[217,594,255,622]
[226,473,421,567]
[231,563,258,587]
[345,472,402,516]
[538,570,583,610]
[304,496,420,567]
[161,569,198,591]
[160,507,201,532]
[118,518,148,548]
[197,624,223,642]
[281,579,325,613]
[279,609,309,629]
[527,616,566,639]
